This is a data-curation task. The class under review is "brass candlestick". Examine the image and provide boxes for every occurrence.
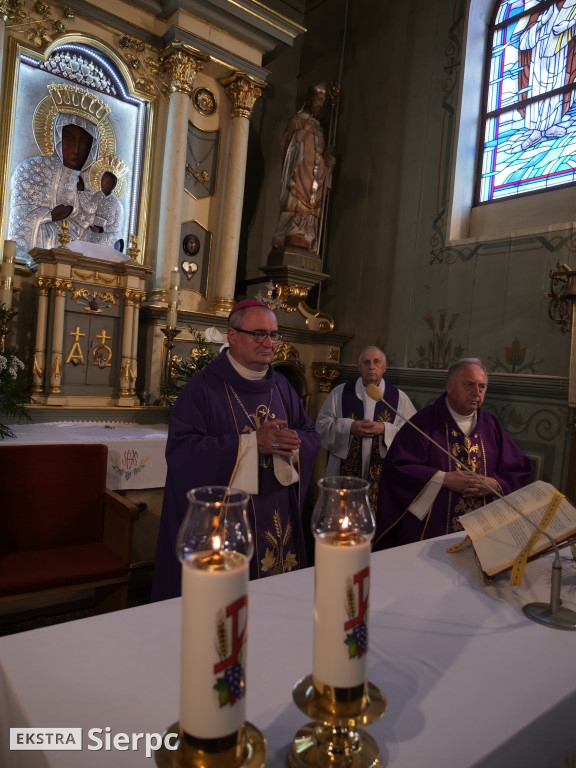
[0,308,17,354]
[155,723,266,768]
[161,327,181,406]
[290,477,387,767]
[57,219,71,248]
[288,676,386,768]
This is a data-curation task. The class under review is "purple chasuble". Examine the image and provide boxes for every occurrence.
[373,393,533,550]
[152,351,321,601]
[340,380,400,513]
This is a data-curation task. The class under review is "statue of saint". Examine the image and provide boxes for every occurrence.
[271,83,335,253]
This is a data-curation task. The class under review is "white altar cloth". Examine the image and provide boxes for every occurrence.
[5,422,168,490]
[0,535,575,768]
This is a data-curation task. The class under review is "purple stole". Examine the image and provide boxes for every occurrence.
[340,380,400,513]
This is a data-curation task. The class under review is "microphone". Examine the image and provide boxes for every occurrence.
[365,383,576,630]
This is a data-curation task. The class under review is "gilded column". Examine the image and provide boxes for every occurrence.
[32,277,51,393]
[155,44,204,294]
[210,73,266,313]
[48,279,71,395]
[119,291,135,397]
[0,2,7,103]
[130,291,144,395]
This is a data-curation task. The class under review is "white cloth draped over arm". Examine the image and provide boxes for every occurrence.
[230,432,301,494]
[408,471,445,520]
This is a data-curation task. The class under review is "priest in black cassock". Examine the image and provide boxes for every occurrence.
[151,299,321,601]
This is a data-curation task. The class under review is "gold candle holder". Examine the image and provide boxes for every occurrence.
[156,487,267,768]
[161,327,181,406]
[289,477,387,767]
[288,676,386,767]
[57,219,71,249]
[155,723,266,768]
[0,308,17,354]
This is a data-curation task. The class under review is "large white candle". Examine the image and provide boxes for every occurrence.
[0,240,16,309]
[166,267,179,328]
[313,532,371,689]
[180,549,249,739]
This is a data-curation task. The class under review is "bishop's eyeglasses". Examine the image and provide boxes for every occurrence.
[234,328,282,344]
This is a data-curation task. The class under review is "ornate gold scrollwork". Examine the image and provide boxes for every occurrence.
[48,354,62,392]
[32,354,45,392]
[35,276,52,295]
[297,302,335,331]
[122,288,146,306]
[119,360,131,395]
[72,269,121,286]
[275,284,309,312]
[312,364,341,393]
[273,342,304,370]
[220,73,266,119]
[51,278,72,297]
[117,34,161,95]
[162,45,204,96]
[5,0,74,48]
[71,288,116,312]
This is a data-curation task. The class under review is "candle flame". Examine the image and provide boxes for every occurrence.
[341,515,350,530]
[212,535,222,552]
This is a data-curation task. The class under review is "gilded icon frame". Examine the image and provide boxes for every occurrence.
[0,34,155,264]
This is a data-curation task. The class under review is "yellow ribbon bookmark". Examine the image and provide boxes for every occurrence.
[509,491,564,586]
[446,535,471,554]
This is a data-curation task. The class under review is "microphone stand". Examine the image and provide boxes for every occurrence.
[365,384,576,630]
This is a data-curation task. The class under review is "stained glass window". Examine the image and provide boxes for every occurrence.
[478,0,576,202]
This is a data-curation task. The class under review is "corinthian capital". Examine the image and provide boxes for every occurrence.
[162,43,205,96]
[220,73,266,119]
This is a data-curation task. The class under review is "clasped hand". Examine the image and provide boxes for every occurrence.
[350,419,384,438]
[256,419,300,457]
[442,470,498,497]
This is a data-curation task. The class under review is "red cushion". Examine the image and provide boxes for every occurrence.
[0,444,108,554]
[0,543,128,596]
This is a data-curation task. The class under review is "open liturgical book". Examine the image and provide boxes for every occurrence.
[455,481,576,582]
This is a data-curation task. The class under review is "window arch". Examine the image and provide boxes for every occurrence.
[478,0,576,203]
[448,0,576,242]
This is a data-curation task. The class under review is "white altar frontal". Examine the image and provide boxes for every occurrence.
[28,246,152,407]
[0,534,575,768]
[6,421,168,491]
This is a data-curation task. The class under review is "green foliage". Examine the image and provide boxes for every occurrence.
[0,304,32,439]
[162,328,218,405]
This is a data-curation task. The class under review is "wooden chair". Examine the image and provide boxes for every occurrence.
[0,443,139,615]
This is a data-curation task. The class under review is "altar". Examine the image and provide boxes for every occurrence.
[1,534,575,768]
[5,421,168,491]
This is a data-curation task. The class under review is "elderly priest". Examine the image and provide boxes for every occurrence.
[373,358,533,549]
[152,300,320,601]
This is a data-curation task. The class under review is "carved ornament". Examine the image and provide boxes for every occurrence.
[273,342,304,370]
[162,45,204,96]
[220,73,266,119]
[312,364,340,393]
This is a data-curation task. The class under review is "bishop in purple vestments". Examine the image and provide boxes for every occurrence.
[152,301,321,601]
[374,359,533,550]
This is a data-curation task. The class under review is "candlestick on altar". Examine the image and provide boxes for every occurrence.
[160,327,182,407]
[155,486,266,768]
[288,476,386,768]
[0,240,16,310]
